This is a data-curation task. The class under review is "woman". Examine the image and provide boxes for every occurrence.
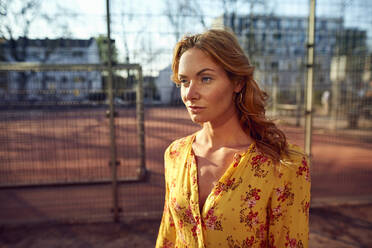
[156,29,310,248]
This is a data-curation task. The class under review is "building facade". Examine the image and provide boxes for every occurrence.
[155,65,181,105]
[215,14,367,104]
[1,38,101,102]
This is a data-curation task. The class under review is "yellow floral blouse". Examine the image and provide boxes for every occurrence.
[156,134,311,248]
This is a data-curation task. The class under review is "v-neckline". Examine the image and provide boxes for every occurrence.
[188,134,254,215]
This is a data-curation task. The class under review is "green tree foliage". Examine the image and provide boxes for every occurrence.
[95,34,118,65]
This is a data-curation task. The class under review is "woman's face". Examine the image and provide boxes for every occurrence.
[178,48,241,126]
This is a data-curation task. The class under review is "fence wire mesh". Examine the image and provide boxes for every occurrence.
[0,65,144,188]
[0,0,371,225]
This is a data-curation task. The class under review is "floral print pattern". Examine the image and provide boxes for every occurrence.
[297,157,310,182]
[160,238,174,248]
[285,228,304,248]
[214,177,242,196]
[203,207,223,231]
[275,183,295,206]
[156,134,311,248]
[251,154,270,178]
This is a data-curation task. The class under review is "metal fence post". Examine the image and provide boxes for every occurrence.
[304,0,316,159]
[272,71,278,116]
[106,0,119,223]
[296,78,302,127]
[136,66,146,179]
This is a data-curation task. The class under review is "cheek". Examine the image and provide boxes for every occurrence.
[180,88,187,103]
[208,87,233,104]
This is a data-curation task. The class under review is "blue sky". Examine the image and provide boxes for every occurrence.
[7,0,372,75]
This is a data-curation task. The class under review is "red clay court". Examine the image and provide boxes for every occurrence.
[0,107,372,247]
[1,107,372,214]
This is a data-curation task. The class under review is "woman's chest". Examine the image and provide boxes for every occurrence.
[196,151,239,209]
[198,161,228,204]
[169,165,273,239]
[169,156,274,216]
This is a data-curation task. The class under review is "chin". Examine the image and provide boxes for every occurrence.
[189,114,206,124]
[191,119,204,125]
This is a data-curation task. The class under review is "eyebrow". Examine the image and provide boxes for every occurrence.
[178,68,215,78]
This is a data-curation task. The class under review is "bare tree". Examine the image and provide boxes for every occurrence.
[163,0,207,103]
[0,0,77,59]
[222,0,239,15]
[164,0,207,41]
[221,0,270,61]
[0,0,77,99]
[0,0,41,59]
[184,0,207,30]
[246,0,267,60]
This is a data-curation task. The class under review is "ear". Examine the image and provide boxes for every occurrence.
[233,79,244,93]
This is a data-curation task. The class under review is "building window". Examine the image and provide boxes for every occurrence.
[270,20,276,29]
[72,51,84,57]
[61,76,68,84]
[74,76,85,83]
[46,76,56,82]
[252,18,258,29]
[321,20,327,30]
[271,62,279,70]
[282,20,289,29]
[29,52,39,58]
[262,33,266,42]
[257,19,265,29]
[274,33,282,40]
[238,18,243,34]
[276,20,281,29]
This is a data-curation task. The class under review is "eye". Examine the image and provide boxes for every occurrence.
[178,79,190,87]
[201,77,212,83]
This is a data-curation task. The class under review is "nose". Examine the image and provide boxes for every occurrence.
[183,80,200,101]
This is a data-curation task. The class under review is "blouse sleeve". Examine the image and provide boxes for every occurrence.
[268,152,311,248]
[155,147,176,248]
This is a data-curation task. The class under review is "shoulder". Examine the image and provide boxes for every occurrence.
[163,134,195,180]
[282,143,308,164]
[164,134,195,160]
[278,143,310,182]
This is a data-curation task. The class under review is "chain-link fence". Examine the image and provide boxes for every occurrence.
[0,63,149,223]
[0,63,146,186]
[0,0,371,225]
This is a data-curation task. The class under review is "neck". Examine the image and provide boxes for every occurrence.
[198,111,252,149]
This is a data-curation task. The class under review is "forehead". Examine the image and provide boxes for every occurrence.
[178,48,222,75]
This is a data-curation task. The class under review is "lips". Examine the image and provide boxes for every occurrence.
[188,106,205,113]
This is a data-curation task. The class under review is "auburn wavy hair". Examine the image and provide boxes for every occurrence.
[172,29,288,162]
